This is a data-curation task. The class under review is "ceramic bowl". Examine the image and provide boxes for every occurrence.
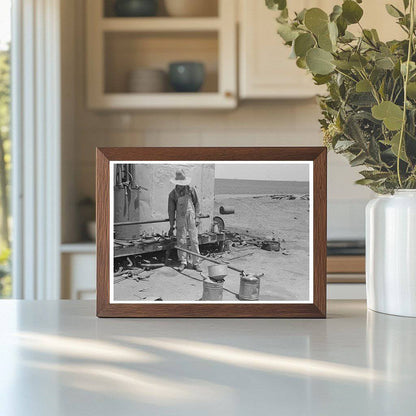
[114,0,158,17]
[168,62,205,93]
[127,68,167,93]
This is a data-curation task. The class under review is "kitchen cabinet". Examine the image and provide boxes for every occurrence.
[239,0,325,99]
[61,244,96,300]
[86,0,237,109]
[238,0,404,99]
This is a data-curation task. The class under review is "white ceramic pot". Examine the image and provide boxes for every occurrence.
[366,190,416,317]
[164,0,217,17]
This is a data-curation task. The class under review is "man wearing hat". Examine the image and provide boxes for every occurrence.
[168,169,202,272]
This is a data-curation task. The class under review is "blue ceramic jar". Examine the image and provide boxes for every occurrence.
[169,62,205,92]
[114,0,158,17]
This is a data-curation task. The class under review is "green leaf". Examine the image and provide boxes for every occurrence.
[342,0,364,24]
[382,132,409,162]
[349,92,376,107]
[350,152,368,167]
[306,48,335,75]
[401,61,416,76]
[266,0,287,11]
[350,53,368,69]
[277,23,299,42]
[371,29,380,42]
[369,136,381,162]
[294,33,315,57]
[360,170,391,180]
[336,15,348,36]
[313,74,332,85]
[407,82,416,99]
[403,0,410,9]
[304,8,329,35]
[372,101,404,130]
[318,31,334,52]
[356,178,377,185]
[295,8,307,22]
[296,57,307,69]
[375,56,395,70]
[334,139,355,152]
[333,59,353,70]
[356,79,372,92]
[340,31,356,42]
[362,29,375,44]
[330,5,343,22]
[385,4,403,18]
[328,21,338,45]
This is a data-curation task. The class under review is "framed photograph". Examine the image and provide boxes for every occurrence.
[96,147,327,318]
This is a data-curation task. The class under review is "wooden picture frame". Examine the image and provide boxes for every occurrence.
[96,147,327,318]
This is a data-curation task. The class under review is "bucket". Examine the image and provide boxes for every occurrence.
[239,274,260,301]
[202,278,224,301]
[207,264,227,281]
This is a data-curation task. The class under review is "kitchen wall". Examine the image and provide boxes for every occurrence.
[61,0,374,243]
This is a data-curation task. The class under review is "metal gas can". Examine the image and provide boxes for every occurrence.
[202,278,224,301]
[238,273,260,301]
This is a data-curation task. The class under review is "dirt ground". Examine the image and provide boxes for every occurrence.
[114,193,310,302]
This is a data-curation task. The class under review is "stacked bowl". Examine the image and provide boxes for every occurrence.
[127,68,167,93]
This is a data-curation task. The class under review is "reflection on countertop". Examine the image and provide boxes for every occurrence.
[0,300,415,415]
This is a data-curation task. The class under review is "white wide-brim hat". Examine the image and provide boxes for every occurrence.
[170,169,191,186]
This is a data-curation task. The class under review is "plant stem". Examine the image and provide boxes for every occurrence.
[397,0,415,188]
[334,68,357,83]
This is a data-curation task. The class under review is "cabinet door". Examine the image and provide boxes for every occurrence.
[239,0,322,99]
[239,0,403,99]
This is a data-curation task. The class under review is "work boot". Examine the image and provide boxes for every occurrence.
[193,264,202,272]
[176,263,186,272]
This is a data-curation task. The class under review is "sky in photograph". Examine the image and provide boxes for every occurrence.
[0,0,11,50]
[215,163,309,182]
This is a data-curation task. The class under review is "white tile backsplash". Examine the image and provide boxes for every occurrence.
[72,102,372,241]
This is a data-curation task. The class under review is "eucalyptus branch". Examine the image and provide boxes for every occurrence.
[397,0,415,188]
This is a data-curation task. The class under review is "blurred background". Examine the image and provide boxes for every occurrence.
[1,0,404,301]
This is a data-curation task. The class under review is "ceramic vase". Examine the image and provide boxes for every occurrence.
[366,190,416,317]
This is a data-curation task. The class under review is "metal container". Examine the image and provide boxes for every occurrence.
[207,264,227,281]
[219,206,235,215]
[239,274,260,301]
[114,163,215,238]
[202,278,224,301]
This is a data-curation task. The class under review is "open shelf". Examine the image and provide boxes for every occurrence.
[104,31,219,94]
[101,17,221,32]
[86,0,236,109]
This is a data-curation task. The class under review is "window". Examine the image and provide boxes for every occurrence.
[0,0,11,298]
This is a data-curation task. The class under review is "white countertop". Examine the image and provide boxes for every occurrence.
[0,300,415,415]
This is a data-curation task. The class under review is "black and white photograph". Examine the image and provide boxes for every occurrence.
[110,161,313,303]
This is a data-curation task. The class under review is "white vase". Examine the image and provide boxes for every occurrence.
[366,190,416,317]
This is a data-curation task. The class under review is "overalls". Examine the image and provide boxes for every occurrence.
[175,190,200,266]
